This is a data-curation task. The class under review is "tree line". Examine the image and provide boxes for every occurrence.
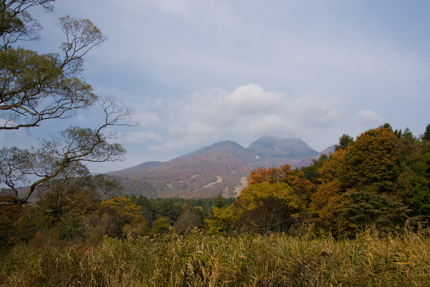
[2,123,430,246]
[1,1,430,247]
[207,124,430,238]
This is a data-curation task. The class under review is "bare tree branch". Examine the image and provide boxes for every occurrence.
[0,98,128,206]
[1,1,54,47]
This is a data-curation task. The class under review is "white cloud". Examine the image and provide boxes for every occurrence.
[285,95,340,127]
[0,118,16,128]
[179,88,236,128]
[18,0,430,172]
[176,84,283,130]
[149,84,340,153]
[132,111,160,126]
[156,119,224,152]
[247,114,296,137]
[226,84,283,114]
[353,110,383,126]
[124,131,163,144]
[152,0,190,17]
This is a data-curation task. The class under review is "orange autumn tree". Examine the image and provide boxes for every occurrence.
[235,165,311,233]
[310,149,350,235]
[311,125,408,236]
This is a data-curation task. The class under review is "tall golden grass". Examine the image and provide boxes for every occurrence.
[1,231,429,286]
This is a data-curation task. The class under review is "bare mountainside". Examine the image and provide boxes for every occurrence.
[108,137,334,198]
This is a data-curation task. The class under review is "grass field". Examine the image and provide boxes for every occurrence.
[1,231,429,286]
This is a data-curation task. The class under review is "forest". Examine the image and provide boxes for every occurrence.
[3,124,430,245]
[1,1,430,286]
[1,124,430,286]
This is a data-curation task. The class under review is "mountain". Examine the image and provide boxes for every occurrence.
[247,136,320,168]
[108,141,254,198]
[108,137,333,198]
[247,136,319,159]
[111,161,163,177]
[292,144,336,167]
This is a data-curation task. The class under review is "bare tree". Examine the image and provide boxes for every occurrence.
[1,98,131,205]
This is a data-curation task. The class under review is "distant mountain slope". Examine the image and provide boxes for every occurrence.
[177,141,256,164]
[247,136,319,159]
[246,136,320,168]
[320,145,336,156]
[108,137,333,198]
[111,161,162,177]
[293,144,336,167]
[108,141,254,198]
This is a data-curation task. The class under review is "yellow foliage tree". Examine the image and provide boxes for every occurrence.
[100,196,142,217]
[249,164,314,203]
[310,149,351,235]
[236,181,303,233]
[340,125,399,192]
[95,196,147,239]
[204,205,238,233]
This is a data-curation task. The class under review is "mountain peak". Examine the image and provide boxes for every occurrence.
[175,140,247,160]
[108,136,331,198]
[247,136,318,159]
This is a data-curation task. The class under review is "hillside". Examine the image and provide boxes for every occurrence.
[247,136,320,168]
[109,137,332,198]
[247,136,319,159]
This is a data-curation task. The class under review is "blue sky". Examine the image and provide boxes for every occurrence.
[2,0,430,173]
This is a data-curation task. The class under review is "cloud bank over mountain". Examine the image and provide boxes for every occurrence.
[1,0,429,173]
[123,84,340,153]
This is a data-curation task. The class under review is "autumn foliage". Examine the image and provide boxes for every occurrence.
[206,164,314,234]
[2,123,430,247]
[340,125,399,192]
[221,123,430,237]
[308,124,430,236]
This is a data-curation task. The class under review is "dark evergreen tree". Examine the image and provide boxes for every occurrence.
[335,134,354,151]
[423,124,430,141]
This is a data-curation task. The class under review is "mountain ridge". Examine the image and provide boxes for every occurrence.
[108,137,333,198]
[247,136,319,159]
